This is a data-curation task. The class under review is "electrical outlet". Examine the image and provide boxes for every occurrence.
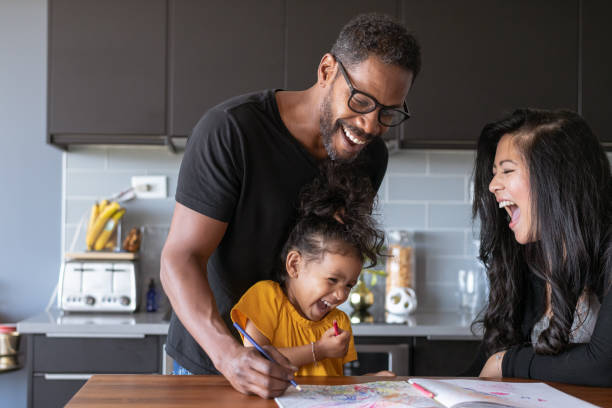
[131,175,167,199]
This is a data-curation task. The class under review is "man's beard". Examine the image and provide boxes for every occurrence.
[319,93,354,164]
[319,92,377,164]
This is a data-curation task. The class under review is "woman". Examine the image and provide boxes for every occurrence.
[468,108,612,386]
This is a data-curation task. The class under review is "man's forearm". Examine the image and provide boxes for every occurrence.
[161,251,241,368]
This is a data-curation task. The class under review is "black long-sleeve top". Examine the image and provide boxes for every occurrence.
[464,273,612,387]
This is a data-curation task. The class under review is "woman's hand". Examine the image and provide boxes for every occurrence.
[315,326,350,360]
[479,350,506,378]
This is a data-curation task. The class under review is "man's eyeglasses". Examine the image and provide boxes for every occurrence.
[334,56,411,127]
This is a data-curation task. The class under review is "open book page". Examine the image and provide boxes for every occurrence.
[411,379,598,408]
[275,381,445,408]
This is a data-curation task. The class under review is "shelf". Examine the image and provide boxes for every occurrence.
[64,252,138,261]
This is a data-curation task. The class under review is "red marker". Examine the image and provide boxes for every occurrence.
[410,381,434,398]
[333,320,340,336]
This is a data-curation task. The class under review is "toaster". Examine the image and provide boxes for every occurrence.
[58,260,138,312]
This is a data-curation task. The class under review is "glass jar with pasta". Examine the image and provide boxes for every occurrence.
[385,230,417,316]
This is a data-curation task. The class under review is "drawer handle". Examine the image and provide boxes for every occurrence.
[43,374,92,381]
[45,333,145,339]
[426,335,480,341]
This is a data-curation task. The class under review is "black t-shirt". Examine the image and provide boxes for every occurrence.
[166,90,388,374]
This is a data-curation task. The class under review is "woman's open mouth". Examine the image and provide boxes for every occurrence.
[499,200,520,229]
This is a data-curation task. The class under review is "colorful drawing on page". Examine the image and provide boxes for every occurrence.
[275,381,441,408]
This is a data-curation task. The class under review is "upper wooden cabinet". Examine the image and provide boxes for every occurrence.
[285,0,398,91]
[46,0,609,150]
[285,0,401,143]
[401,0,579,148]
[168,0,285,136]
[582,0,612,146]
[48,0,166,141]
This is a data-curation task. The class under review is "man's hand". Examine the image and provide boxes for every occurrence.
[315,326,350,360]
[218,344,298,399]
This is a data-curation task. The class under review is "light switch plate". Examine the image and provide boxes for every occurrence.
[131,175,167,199]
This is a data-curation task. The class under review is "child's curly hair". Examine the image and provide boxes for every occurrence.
[279,162,386,283]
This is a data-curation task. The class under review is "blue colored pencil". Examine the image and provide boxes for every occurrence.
[232,321,302,391]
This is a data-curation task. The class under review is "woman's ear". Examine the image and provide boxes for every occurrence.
[285,250,302,279]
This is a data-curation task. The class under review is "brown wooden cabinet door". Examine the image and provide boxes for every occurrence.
[401,0,579,148]
[285,1,401,144]
[582,0,612,146]
[169,0,285,136]
[48,0,166,135]
[285,0,399,90]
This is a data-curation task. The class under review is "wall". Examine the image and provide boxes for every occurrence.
[62,147,612,318]
[63,147,481,315]
[63,146,181,310]
[0,1,61,407]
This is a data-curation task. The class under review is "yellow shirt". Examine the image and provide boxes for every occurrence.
[231,280,357,376]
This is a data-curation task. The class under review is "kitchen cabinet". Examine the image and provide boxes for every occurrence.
[48,0,167,146]
[581,0,612,147]
[26,334,165,408]
[401,0,579,148]
[47,0,610,150]
[411,337,480,376]
[285,0,401,145]
[347,336,411,376]
[168,0,285,137]
[346,335,480,376]
[285,0,399,91]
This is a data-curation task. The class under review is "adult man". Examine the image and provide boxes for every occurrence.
[161,13,421,398]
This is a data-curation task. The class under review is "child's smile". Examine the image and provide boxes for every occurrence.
[285,249,362,321]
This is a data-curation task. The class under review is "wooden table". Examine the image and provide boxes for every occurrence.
[66,375,611,407]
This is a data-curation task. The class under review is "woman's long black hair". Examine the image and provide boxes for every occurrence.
[278,161,386,285]
[473,108,612,356]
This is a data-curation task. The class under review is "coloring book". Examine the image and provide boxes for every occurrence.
[274,379,597,408]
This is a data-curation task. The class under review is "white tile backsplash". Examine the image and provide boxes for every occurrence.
[63,146,483,312]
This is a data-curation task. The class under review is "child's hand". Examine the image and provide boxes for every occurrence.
[315,325,350,360]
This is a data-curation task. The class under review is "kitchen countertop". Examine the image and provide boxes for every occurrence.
[17,309,170,336]
[18,309,481,338]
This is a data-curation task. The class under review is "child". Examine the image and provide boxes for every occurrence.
[231,164,385,376]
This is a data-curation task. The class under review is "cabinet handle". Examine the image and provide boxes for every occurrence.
[45,333,145,339]
[43,374,92,381]
[426,335,480,341]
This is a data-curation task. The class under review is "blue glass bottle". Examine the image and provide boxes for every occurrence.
[146,278,158,312]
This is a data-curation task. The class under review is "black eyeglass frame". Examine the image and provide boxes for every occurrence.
[334,56,411,127]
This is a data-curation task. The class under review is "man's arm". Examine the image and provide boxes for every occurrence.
[160,202,297,398]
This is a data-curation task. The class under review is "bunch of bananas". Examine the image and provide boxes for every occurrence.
[85,200,126,251]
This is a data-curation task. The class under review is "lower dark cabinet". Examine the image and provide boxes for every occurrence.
[32,376,87,408]
[346,338,411,376]
[348,336,480,376]
[411,337,481,376]
[26,334,165,408]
